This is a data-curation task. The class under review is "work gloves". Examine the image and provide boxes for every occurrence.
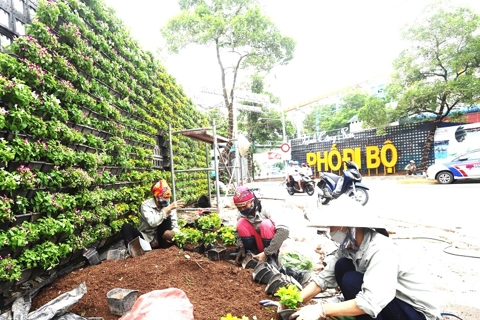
[289,303,327,320]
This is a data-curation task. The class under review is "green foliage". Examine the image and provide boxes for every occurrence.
[0,255,22,282]
[279,252,313,271]
[161,0,295,148]
[274,284,303,309]
[388,3,480,123]
[173,227,204,248]
[203,231,217,246]
[303,91,368,134]
[36,0,61,28]
[196,212,222,230]
[357,95,391,134]
[217,225,237,246]
[0,195,14,223]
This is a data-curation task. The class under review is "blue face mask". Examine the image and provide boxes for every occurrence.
[158,199,170,207]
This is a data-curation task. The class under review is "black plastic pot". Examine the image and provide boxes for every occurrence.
[207,245,227,261]
[277,309,296,320]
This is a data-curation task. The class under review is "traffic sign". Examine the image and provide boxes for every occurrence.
[280,143,290,153]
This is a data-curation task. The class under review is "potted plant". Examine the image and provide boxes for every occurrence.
[274,284,303,320]
[0,195,14,229]
[173,227,204,253]
[0,254,22,287]
[196,212,222,231]
[0,138,15,167]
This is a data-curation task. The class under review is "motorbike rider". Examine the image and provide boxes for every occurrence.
[233,186,289,266]
[325,160,357,198]
[290,207,443,320]
[300,163,313,178]
[287,160,303,191]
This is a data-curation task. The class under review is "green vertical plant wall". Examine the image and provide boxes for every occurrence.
[0,0,210,284]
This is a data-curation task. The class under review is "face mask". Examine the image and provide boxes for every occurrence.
[157,199,170,207]
[239,203,255,217]
[330,229,347,245]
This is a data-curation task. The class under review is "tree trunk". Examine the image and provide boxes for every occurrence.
[219,102,234,177]
[247,130,254,181]
[419,119,441,171]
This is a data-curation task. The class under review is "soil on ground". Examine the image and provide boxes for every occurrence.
[30,246,279,320]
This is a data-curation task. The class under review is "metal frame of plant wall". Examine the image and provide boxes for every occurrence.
[0,0,210,298]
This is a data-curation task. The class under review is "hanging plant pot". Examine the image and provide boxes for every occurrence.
[0,220,9,231]
[26,188,46,201]
[11,213,32,227]
[76,144,88,153]
[7,161,21,172]
[97,237,108,249]
[26,161,44,171]
[31,267,45,280]
[0,246,12,258]
[41,163,55,173]
[85,146,97,154]
[70,249,83,261]
[54,16,66,32]
[30,212,42,222]
[10,188,28,198]
[59,252,73,266]
[80,125,93,135]
[0,281,13,295]
[15,268,33,286]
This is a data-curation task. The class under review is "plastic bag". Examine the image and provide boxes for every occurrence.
[119,288,194,320]
[278,239,315,271]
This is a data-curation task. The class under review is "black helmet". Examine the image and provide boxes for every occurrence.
[455,126,466,142]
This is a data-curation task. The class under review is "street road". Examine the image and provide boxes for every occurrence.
[248,178,480,316]
[255,178,480,243]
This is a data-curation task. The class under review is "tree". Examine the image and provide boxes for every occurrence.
[303,92,368,134]
[236,74,295,178]
[387,2,480,170]
[205,107,228,137]
[161,0,296,168]
[357,95,391,134]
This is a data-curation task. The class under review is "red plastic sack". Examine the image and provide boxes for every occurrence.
[119,288,194,320]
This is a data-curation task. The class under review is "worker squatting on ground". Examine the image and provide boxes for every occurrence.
[233,186,289,266]
[121,179,182,251]
[289,209,443,320]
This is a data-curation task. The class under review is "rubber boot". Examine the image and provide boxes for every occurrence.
[240,236,259,255]
[240,236,259,269]
[262,239,279,269]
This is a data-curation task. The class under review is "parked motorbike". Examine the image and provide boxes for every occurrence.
[316,161,369,206]
[286,174,315,196]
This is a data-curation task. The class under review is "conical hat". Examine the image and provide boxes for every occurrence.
[237,135,251,157]
[306,199,385,229]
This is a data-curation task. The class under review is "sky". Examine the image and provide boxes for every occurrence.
[102,0,480,111]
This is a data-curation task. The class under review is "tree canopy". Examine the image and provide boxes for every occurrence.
[161,0,296,165]
[386,2,480,168]
[303,92,368,134]
[388,3,480,123]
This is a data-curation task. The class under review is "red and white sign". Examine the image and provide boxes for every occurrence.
[268,152,282,160]
[280,143,290,153]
